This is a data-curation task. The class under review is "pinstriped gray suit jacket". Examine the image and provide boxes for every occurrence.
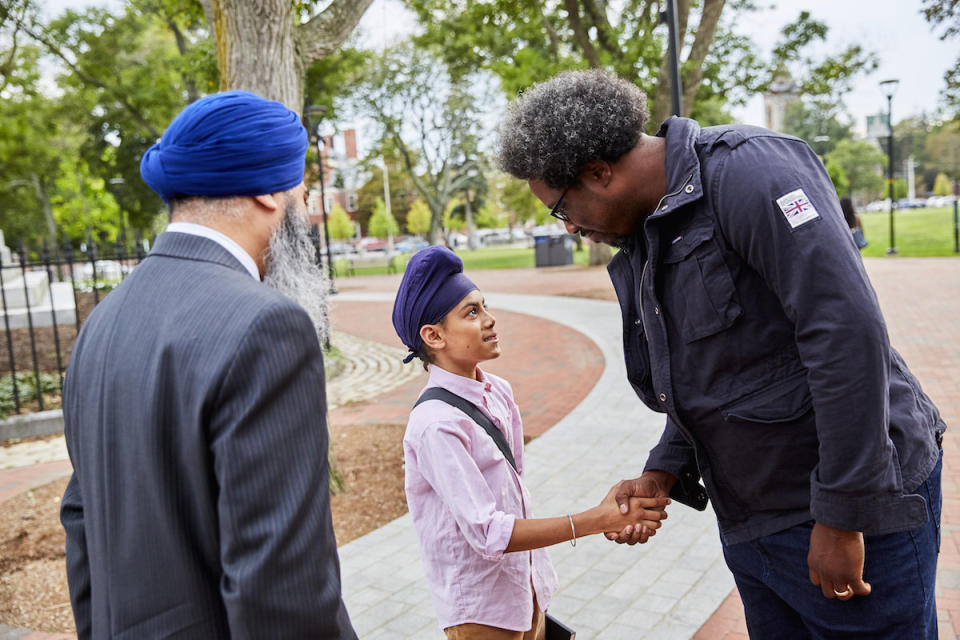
[60,232,356,639]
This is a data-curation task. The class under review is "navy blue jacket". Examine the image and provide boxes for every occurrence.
[609,117,944,544]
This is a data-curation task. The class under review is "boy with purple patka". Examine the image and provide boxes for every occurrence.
[392,246,668,639]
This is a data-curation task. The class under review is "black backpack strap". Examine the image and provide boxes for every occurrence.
[415,387,518,473]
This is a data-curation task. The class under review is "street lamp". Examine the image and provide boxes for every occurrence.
[303,105,337,293]
[879,78,899,255]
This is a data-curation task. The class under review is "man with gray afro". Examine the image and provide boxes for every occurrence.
[498,69,944,639]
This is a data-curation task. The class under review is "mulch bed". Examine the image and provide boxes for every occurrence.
[0,422,407,633]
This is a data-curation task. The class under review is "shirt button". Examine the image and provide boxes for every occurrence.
[484,383,492,392]
[634,318,642,325]
[654,307,660,315]
[659,393,667,402]
[661,204,668,211]
[684,184,695,194]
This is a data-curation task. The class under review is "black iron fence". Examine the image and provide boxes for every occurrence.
[0,227,333,419]
[0,236,148,418]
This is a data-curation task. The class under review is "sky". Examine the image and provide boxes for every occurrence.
[43,0,957,132]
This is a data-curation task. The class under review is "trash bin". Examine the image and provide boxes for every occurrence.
[534,234,574,267]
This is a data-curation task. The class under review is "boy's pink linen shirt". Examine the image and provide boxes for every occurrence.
[404,365,558,631]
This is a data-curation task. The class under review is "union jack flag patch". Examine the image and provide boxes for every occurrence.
[775,189,819,229]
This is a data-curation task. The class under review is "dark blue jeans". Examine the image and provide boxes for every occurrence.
[721,451,942,639]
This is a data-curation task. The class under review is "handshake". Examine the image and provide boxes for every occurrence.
[595,470,678,545]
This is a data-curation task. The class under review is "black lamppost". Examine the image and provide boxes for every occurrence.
[303,105,337,293]
[879,78,899,255]
[661,0,683,116]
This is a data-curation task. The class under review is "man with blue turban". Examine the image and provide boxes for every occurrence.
[60,91,357,639]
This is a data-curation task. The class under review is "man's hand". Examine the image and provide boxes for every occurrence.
[807,521,872,601]
[604,470,677,545]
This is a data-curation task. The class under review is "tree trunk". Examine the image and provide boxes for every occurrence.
[681,0,725,116]
[465,192,476,250]
[564,0,601,68]
[205,0,373,114]
[210,0,303,112]
[30,173,56,250]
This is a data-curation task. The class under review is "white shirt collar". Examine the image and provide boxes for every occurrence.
[165,221,260,280]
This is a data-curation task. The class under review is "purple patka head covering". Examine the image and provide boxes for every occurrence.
[392,246,478,363]
[140,90,307,202]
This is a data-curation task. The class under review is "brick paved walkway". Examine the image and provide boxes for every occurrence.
[1,258,957,639]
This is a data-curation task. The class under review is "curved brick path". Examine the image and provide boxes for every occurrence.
[2,259,958,639]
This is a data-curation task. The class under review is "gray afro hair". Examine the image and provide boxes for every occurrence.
[497,70,649,190]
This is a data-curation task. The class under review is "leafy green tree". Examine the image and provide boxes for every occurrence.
[443,210,466,233]
[925,124,960,183]
[51,168,122,243]
[199,0,372,111]
[824,157,849,197]
[367,197,398,239]
[768,12,877,104]
[326,202,354,240]
[922,0,960,119]
[893,178,908,200]
[355,160,416,235]
[405,200,432,236]
[501,176,547,226]
[824,139,887,202]
[347,43,484,243]
[934,172,953,196]
[475,200,505,229]
[781,100,853,156]
[407,2,876,128]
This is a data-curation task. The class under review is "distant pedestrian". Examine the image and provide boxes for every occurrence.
[392,245,667,639]
[841,196,868,249]
[60,91,356,639]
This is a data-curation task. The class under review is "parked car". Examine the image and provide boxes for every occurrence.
[926,195,957,208]
[896,198,927,209]
[864,199,892,212]
[394,237,430,253]
[357,237,387,252]
[328,242,353,256]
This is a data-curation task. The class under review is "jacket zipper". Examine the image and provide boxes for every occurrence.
[639,173,694,334]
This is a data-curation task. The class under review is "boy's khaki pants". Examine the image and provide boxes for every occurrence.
[444,597,545,640]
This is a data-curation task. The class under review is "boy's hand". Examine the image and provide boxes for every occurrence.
[596,483,669,539]
[605,471,676,545]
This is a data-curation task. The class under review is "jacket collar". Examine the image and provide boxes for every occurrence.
[646,116,706,220]
[147,231,251,276]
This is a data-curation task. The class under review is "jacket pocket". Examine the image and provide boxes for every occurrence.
[722,371,813,423]
[709,372,819,514]
[661,225,742,343]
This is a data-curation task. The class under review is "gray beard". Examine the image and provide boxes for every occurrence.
[262,204,330,343]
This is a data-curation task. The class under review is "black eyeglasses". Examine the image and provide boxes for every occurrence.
[548,186,571,222]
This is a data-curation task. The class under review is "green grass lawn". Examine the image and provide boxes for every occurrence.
[859,206,960,257]
[335,244,591,277]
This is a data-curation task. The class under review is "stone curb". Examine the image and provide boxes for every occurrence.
[0,409,64,443]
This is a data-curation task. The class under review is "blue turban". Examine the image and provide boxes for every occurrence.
[392,246,478,363]
[140,90,308,202]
